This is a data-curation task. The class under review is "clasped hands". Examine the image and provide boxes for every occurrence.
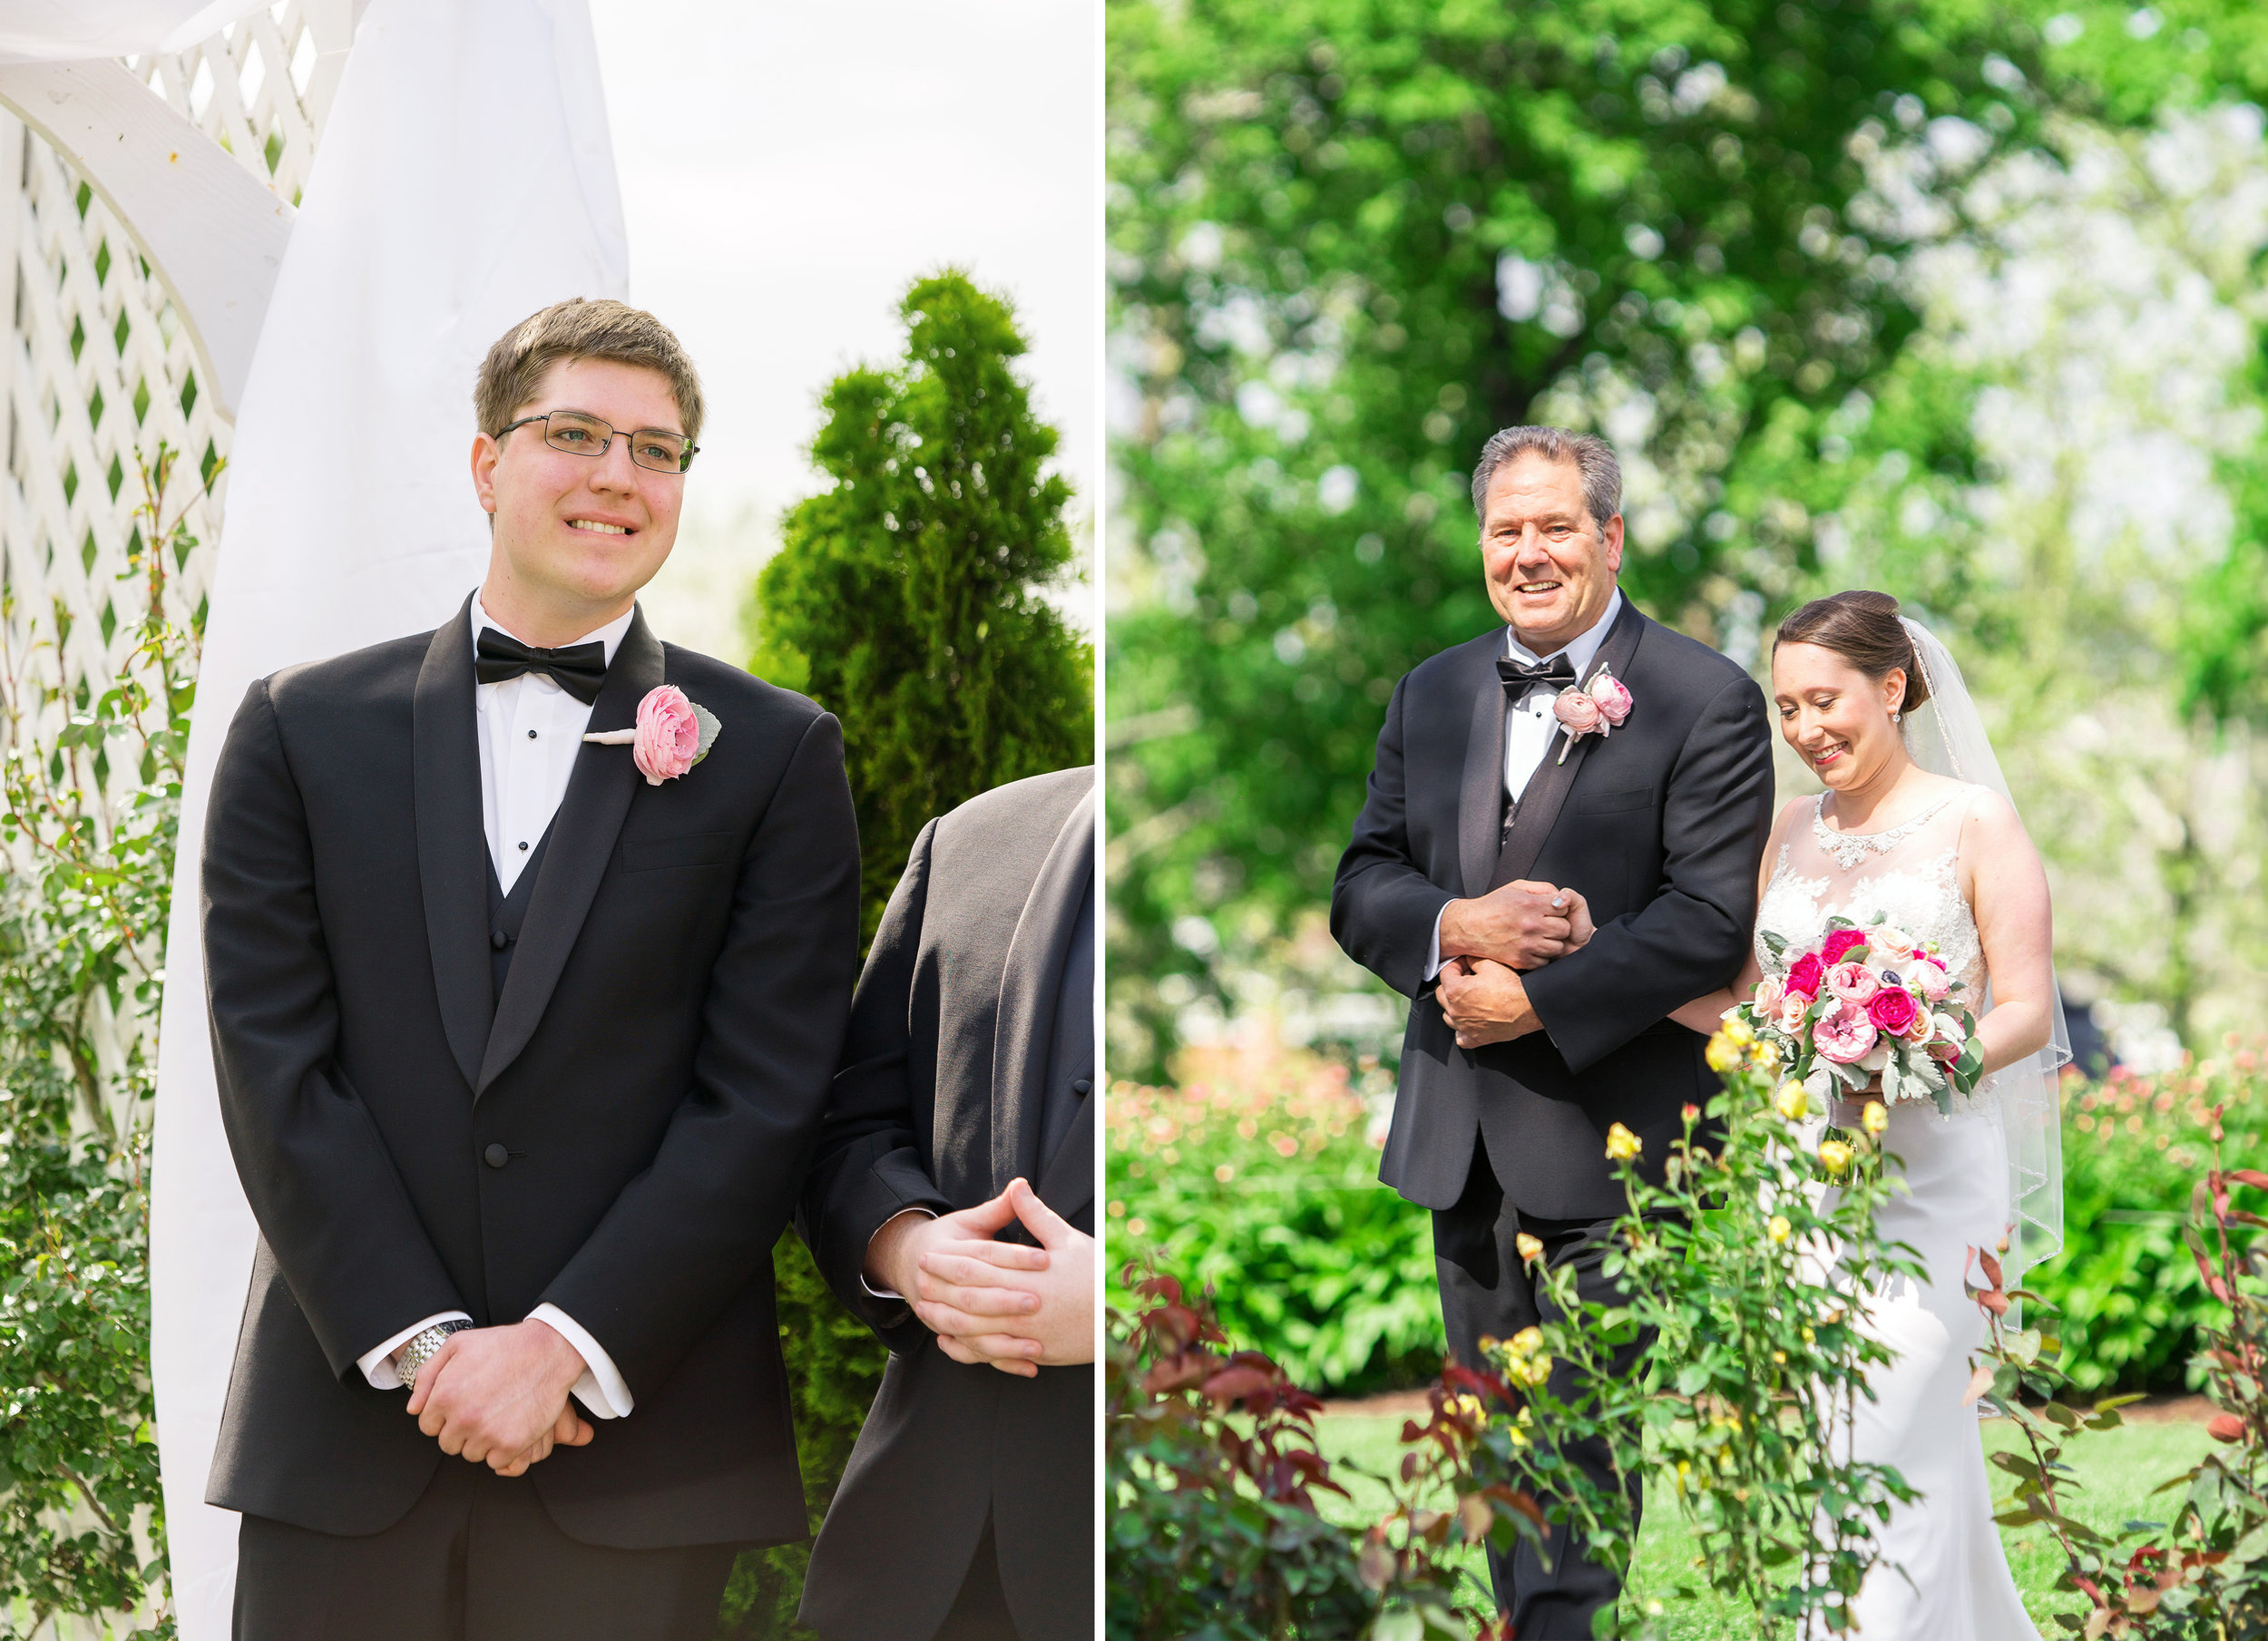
[865,1177,1094,1378]
[1434,878,1595,1050]
[401,1318,593,1478]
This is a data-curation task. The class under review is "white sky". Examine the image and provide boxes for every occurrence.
[591,0,1100,654]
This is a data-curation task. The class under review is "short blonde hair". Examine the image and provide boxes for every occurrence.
[474,297,705,444]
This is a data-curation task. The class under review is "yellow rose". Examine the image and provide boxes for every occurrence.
[1774,1082,1809,1121]
[1509,1326,1544,1356]
[1515,1231,1545,1266]
[1752,1040,1782,1072]
[1817,1138,1853,1175]
[1862,1100,1889,1138]
[1605,1121,1643,1162]
[1705,1031,1740,1073]
[1768,1215,1792,1244]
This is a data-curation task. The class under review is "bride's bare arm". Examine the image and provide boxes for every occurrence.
[1667,796,1809,1035]
[1962,790,2057,1076]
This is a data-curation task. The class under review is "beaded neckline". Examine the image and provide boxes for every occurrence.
[1811,791,1960,872]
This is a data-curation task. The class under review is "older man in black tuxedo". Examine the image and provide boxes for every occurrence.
[1332,426,1773,1636]
[202,298,860,1639]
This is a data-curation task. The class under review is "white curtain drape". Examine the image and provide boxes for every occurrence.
[0,1,273,61]
[146,1,627,1634]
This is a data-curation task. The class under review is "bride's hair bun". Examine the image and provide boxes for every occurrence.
[1773,591,1931,712]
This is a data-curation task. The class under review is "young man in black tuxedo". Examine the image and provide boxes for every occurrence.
[1332,427,1773,1636]
[796,767,1096,1641]
[202,298,861,1639]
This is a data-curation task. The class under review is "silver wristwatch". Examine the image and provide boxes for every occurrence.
[396,1319,473,1393]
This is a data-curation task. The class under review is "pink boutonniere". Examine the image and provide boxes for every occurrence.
[1551,662,1633,764]
[583,685,722,785]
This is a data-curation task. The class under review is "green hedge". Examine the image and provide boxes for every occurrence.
[1110,1037,2268,1399]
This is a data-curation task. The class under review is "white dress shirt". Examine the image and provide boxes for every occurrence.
[353,595,639,1420]
[1424,590,1624,981]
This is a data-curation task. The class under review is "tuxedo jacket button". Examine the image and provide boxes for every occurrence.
[483,1143,509,1169]
[1072,1078,1091,1096]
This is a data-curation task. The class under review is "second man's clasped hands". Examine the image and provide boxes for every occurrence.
[1434,878,1594,1050]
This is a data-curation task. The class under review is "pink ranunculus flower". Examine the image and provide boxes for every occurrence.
[1752,977,1784,1016]
[1824,961,1879,1005]
[1867,986,1919,1038]
[1872,924,1917,960]
[633,685,702,785]
[1909,953,1951,1001]
[1553,687,1603,735]
[1820,927,1870,966]
[1785,951,1826,1000]
[1813,999,1878,1064]
[1589,670,1633,725]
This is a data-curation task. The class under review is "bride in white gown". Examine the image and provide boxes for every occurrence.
[1675,590,2069,1639]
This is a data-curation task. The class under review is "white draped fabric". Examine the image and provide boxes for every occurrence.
[0,1,273,62]
[145,1,628,1634]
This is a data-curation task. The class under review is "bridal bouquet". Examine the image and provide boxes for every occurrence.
[1735,914,1984,1116]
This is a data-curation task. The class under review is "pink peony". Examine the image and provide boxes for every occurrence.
[1867,986,1919,1038]
[1821,927,1870,966]
[1906,953,1951,1001]
[1752,977,1784,1016]
[1553,687,1603,734]
[1825,961,1880,1005]
[1813,999,1878,1064]
[1589,670,1633,725]
[1785,951,1826,999]
[632,685,702,786]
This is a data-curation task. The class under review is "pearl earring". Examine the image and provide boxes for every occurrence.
[1891,709,1901,724]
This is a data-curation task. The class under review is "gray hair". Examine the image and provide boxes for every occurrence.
[1469,425,1622,532]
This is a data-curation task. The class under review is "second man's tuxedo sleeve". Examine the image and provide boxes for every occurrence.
[797,820,954,1355]
[1521,672,1774,1074]
[1333,675,1457,1000]
[203,679,470,1378]
[534,710,864,1399]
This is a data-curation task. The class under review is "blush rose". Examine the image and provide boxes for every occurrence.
[632,685,702,786]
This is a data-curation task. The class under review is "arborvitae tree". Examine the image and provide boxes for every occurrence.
[751,269,1092,941]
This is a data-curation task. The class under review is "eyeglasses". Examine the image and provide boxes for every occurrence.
[495,410,698,474]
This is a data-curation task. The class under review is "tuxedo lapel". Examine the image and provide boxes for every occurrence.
[1455,635,1509,899]
[474,607,663,1097]
[413,598,494,1093]
[1485,598,1648,894]
[988,786,1095,1197]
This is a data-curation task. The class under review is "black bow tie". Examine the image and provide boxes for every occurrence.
[1497,652,1576,699]
[474,628,609,705]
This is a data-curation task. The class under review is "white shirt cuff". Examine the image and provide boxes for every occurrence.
[357,1311,474,1390]
[1424,902,1449,983]
[861,1206,938,1300]
[529,1304,633,1420]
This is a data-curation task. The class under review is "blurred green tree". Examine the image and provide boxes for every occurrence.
[751,269,1094,943]
[1106,0,2038,1074]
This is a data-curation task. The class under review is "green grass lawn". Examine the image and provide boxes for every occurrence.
[1315,1410,2214,1638]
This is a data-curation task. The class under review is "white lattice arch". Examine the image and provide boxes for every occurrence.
[0,11,354,1636]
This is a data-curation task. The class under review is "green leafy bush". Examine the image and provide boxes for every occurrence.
[2031,1044,2268,1395]
[1106,1041,1440,1394]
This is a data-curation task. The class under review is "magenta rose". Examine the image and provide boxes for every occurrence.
[1867,986,1919,1038]
[1824,961,1879,1005]
[1589,671,1633,725]
[1553,687,1603,734]
[1785,951,1826,999]
[633,685,702,786]
[1820,927,1870,966]
[1813,999,1878,1064]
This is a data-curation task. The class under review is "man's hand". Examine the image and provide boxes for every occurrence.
[1438,881,1583,970]
[865,1193,1049,1312]
[1438,956,1543,1050]
[405,1318,593,1475]
[917,1178,1095,1377]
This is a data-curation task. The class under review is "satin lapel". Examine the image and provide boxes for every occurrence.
[1486,599,1649,894]
[474,608,662,1097]
[1456,635,1509,899]
[988,786,1096,1197]
[1034,1090,1094,1224]
[414,597,493,1094]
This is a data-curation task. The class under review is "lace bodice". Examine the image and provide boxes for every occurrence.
[1755,786,1986,1002]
